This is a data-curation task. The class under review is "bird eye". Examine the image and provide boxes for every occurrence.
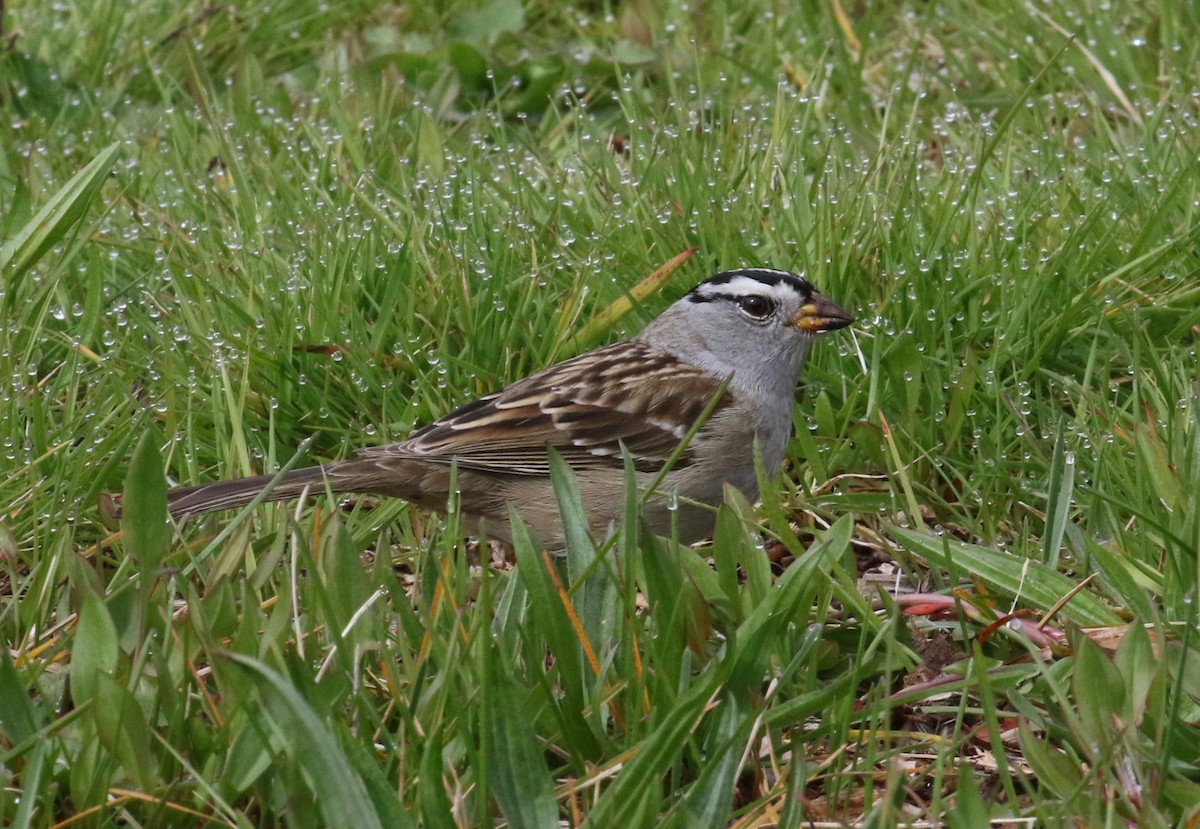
[738,295,774,319]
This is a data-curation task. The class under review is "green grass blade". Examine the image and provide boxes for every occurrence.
[224,653,388,829]
[1042,420,1075,569]
[0,141,120,276]
[550,448,618,668]
[673,693,749,826]
[482,641,560,829]
[582,673,722,828]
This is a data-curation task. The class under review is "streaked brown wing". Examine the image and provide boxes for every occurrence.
[356,341,729,475]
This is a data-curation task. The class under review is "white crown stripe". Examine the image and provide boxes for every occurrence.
[692,275,812,303]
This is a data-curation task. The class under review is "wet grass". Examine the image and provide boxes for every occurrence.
[2,0,1200,825]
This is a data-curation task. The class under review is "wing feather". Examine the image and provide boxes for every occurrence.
[357,341,729,475]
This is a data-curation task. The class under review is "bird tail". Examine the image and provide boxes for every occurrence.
[166,465,335,518]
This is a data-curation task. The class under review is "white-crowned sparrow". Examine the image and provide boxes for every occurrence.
[163,269,852,546]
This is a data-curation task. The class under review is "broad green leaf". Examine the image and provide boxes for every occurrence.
[0,651,40,745]
[891,526,1120,626]
[418,727,456,829]
[325,516,377,637]
[637,532,691,677]
[222,716,273,793]
[454,0,525,42]
[70,591,120,708]
[1072,634,1126,754]
[505,58,565,116]
[121,429,170,579]
[789,418,828,484]
[1018,722,1084,801]
[610,39,658,64]
[341,735,417,829]
[672,545,718,654]
[1114,621,1156,726]
[813,390,836,439]
[482,645,559,829]
[92,672,160,791]
[414,115,445,175]
[1134,424,1180,510]
[723,484,771,605]
[1084,536,1159,619]
[68,735,107,811]
[711,503,750,616]
[1159,780,1200,815]
[448,42,489,89]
